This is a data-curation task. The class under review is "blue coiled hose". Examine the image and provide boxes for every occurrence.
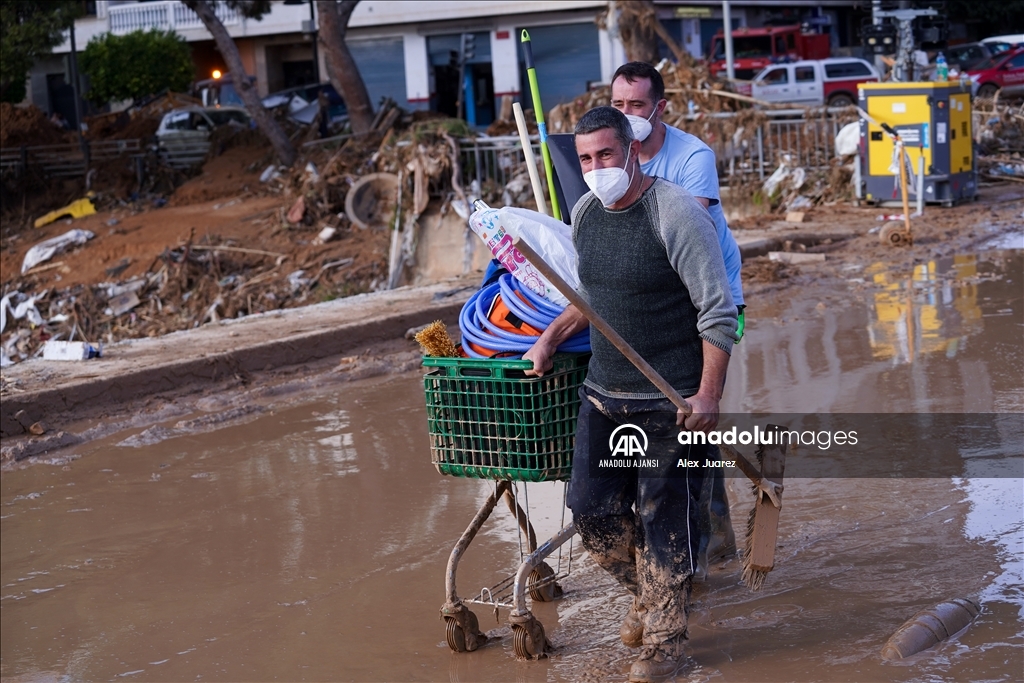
[460,273,590,358]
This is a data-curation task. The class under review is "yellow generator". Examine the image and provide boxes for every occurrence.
[858,81,976,207]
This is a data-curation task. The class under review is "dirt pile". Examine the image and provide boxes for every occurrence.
[0,103,75,147]
[84,92,201,142]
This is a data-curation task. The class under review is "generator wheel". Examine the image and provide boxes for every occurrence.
[445,617,467,652]
[879,221,911,247]
[528,562,562,602]
[512,623,542,659]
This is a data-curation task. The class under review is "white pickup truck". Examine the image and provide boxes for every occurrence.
[750,58,880,107]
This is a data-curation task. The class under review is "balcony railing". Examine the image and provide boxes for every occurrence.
[108,1,240,35]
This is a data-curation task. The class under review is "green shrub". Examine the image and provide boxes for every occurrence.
[80,29,193,104]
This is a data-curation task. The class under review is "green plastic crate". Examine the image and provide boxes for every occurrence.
[422,353,590,482]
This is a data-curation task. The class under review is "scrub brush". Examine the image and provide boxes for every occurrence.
[415,320,460,357]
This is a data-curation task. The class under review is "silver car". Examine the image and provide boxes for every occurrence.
[156,106,251,168]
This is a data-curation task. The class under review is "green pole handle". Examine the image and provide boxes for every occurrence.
[520,30,562,221]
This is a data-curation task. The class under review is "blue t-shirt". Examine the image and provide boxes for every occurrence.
[640,125,744,306]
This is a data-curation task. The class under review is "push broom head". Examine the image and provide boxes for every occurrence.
[741,440,786,591]
[415,320,460,357]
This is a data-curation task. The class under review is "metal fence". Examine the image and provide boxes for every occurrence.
[458,135,544,191]
[691,108,856,182]
[159,139,212,169]
[458,109,856,192]
[0,139,144,178]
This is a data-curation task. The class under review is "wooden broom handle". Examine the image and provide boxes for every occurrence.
[513,237,765,486]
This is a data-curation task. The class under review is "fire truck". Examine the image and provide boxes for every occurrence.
[709,24,831,82]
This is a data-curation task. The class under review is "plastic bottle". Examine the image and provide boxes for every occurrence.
[935,53,948,81]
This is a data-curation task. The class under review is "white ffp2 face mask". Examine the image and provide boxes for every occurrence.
[625,109,656,142]
[584,147,634,208]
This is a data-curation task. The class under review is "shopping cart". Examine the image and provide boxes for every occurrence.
[423,352,589,659]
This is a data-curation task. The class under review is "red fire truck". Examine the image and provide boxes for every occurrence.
[709,24,831,82]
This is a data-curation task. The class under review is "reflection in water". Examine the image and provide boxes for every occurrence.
[729,250,1022,414]
[866,254,986,364]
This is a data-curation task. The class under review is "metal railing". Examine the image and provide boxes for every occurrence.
[685,108,856,182]
[458,135,543,191]
[458,110,857,192]
[108,0,240,35]
[0,139,144,178]
[159,139,211,169]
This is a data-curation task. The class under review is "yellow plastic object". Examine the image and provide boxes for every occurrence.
[34,196,96,229]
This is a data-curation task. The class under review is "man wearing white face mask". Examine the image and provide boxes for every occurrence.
[612,61,743,585]
[524,106,736,681]
[611,62,744,316]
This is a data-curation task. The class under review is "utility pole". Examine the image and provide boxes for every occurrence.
[722,1,735,81]
[67,20,89,172]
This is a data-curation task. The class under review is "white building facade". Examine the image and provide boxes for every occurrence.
[31,1,864,128]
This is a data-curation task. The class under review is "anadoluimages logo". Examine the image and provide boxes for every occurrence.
[608,424,648,458]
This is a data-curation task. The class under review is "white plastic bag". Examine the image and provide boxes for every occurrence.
[21,228,94,273]
[834,121,860,157]
[469,207,578,307]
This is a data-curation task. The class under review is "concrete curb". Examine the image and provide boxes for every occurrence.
[1,279,476,439]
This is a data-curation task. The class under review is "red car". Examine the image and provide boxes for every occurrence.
[967,47,1024,99]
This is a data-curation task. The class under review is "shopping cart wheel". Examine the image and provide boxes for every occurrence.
[445,616,467,652]
[528,561,563,602]
[512,623,544,659]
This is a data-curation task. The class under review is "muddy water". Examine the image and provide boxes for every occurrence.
[3,248,1022,682]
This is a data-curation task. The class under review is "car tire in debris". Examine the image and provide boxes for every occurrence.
[976,83,999,99]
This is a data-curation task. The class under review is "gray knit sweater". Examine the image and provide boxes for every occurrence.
[572,178,737,399]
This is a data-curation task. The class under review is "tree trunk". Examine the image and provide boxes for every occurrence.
[317,0,374,135]
[183,0,296,167]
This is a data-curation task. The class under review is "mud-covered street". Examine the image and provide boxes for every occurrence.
[2,242,1021,682]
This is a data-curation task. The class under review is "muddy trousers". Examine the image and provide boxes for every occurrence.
[567,386,709,648]
[696,455,735,576]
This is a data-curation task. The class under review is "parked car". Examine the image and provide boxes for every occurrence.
[981,34,1024,54]
[156,106,250,140]
[944,42,1003,72]
[750,58,880,107]
[967,47,1024,99]
[155,106,251,167]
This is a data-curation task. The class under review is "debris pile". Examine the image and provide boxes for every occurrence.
[547,58,754,135]
[0,110,485,365]
[1,224,385,366]
[543,57,862,214]
[974,101,1024,181]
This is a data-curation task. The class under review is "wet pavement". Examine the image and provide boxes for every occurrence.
[2,247,1022,682]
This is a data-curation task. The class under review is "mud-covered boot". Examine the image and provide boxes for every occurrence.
[706,514,737,563]
[620,597,643,648]
[628,643,689,682]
